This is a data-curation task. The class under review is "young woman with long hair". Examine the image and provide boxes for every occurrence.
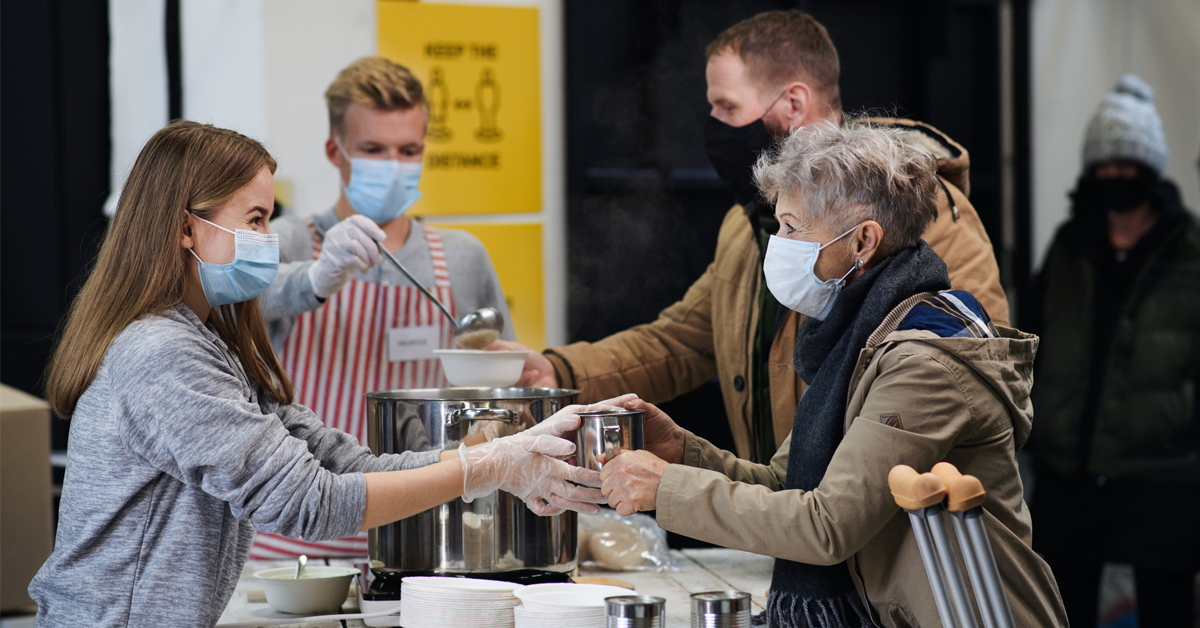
[30,121,606,627]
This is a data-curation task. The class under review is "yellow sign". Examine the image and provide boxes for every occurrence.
[378,1,541,216]
[424,221,545,350]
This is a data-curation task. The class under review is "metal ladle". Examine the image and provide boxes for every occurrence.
[376,242,505,349]
[294,554,307,579]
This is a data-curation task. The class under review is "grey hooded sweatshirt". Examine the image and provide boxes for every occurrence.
[29,303,439,627]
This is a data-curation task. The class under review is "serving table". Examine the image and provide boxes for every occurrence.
[219,549,774,628]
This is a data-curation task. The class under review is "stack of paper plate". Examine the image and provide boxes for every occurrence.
[513,583,634,628]
[400,576,524,628]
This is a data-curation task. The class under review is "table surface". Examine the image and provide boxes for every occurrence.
[218,549,774,627]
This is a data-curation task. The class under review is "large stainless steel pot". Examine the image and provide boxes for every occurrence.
[364,387,579,587]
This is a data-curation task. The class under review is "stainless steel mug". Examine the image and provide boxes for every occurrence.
[606,595,666,628]
[573,408,645,471]
[690,590,751,628]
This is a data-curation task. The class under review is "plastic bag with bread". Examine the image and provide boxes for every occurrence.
[577,509,673,571]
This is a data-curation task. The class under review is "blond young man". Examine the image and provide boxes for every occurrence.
[256,57,514,558]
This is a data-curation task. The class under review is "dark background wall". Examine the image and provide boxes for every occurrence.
[565,0,1031,342]
[1,0,111,450]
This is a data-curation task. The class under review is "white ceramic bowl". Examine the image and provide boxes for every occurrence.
[255,566,358,614]
[434,350,527,387]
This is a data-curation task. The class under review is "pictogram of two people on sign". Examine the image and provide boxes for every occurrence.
[427,66,502,144]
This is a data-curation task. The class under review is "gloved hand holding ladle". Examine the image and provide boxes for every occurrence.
[376,241,505,349]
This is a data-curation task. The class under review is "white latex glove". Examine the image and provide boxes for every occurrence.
[459,433,606,516]
[523,395,641,439]
[308,214,387,298]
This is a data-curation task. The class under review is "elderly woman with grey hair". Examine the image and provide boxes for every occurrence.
[598,122,1067,627]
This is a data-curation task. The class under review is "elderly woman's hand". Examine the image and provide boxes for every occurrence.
[600,450,670,516]
[606,397,686,465]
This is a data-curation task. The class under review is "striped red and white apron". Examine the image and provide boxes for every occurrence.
[249,222,454,559]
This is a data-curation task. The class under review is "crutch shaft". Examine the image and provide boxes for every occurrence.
[926,509,979,628]
[907,510,961,628]
[949,512,999,628]
[964,513,1016,628]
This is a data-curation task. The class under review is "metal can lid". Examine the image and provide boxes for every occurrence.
[690,590,751,613]
[605,595,666,618]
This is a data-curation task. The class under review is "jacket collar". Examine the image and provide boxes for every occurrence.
[868,117,971,197]
[864,292,938,348]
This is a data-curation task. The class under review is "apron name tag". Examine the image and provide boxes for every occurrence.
[387,324,441,362]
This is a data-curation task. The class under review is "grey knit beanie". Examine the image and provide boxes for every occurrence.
[1082,74,1168,176]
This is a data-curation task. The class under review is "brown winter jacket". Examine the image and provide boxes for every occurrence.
[545,119,1009,459]
[653,293,1067,628]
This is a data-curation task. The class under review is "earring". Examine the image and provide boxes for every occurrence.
[855,259,865,270]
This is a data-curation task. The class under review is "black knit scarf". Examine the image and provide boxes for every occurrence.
[758,242,950,627]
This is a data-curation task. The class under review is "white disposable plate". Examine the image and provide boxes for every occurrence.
[513,602,604,615]
[401,606,515,628]
[518,582,633,597]
[514,604,603,628]
[400,593,518,606]
[514,584,634,611]
[400,577,523,628]
[400,600,518,609]
[513,605,604,619]
[402,576,524,592]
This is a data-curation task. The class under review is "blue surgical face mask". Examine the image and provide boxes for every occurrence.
[187,213,280,307]
[336,138,423,224]
[763,224,860,321]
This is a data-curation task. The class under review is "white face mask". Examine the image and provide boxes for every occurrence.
[763,224,861,321]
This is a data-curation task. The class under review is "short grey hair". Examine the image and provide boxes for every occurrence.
[753,120,939,256]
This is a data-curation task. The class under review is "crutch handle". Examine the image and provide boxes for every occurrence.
[932,462,986,512]
[889,465,947,510]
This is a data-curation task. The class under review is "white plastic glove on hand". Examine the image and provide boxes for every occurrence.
[308,214,387,298]
[522,395,641,439]
[459,433,605,516]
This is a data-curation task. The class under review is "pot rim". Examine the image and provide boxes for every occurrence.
[577,408,645,417]
[365,387,580,402]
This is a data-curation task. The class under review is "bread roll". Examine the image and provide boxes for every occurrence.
[586,524,649,569]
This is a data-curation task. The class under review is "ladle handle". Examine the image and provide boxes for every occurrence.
[377,241,459,329]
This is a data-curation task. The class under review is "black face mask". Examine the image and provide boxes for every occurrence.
[704,115,774,208]
[1097,177,1153,213]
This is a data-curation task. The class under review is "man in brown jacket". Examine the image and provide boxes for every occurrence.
[496,10,1008,463]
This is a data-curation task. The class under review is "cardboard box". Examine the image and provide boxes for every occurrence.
[0,384,53,613]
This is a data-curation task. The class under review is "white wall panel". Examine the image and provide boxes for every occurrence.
[261,0,377,219]
[181,0,267,141]
[105,0,169,217]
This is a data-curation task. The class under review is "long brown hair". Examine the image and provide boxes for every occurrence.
[47,121,294,417]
